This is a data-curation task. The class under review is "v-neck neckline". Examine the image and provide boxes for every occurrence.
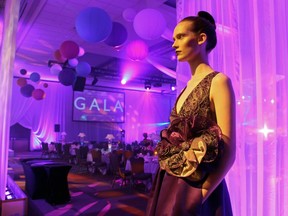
[175,72,216,115]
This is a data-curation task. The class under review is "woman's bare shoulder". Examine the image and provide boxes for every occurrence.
[213,72,231,84]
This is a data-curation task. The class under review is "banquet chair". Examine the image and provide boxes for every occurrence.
[41,142,50,158]
[130,157,152,192]
[74,148,88,173]
[110,151,131,188]
[62,143,73,163]
[87,149,107,174]
[123,150,133,167]
[55,143,63,158]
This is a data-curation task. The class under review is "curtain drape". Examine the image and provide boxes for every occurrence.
[176,0,288,215]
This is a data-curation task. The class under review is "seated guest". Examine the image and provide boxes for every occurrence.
[140,133,153,147]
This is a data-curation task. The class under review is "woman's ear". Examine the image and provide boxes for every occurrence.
[198,33,207,45]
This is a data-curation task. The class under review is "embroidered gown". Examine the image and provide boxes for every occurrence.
[146,72,233,216]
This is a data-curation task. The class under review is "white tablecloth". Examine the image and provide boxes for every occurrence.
[125,158,159,180]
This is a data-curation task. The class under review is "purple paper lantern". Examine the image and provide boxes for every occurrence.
[78,47,85,57]
[20,84,35,97]
[68,58,79,67]
[50,64,62,75]
[32,89,45,100]
[30,72,41,82]
[75,7,112,42]
[60,40,79,59]
[104,22,128,47]
[126,40,149,61]
[17,78,27,87]
[76,61,91,77]
[133,9,166,40]
[122,8,137,22]
[20,69,27,75]
[58,68,76,86]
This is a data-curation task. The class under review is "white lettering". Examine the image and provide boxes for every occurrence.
[114,100,123,112]
[74,97,86,110]
[103,99,110,112]
[89,99,100,110]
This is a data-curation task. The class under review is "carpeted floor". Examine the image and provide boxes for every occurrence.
[8,151,149,216]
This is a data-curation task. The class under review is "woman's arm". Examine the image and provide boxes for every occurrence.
[201,73,236,202]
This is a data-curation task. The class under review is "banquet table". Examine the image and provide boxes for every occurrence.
[20,159,71,204]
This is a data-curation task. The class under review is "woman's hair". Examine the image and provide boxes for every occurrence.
[180,11,217,52]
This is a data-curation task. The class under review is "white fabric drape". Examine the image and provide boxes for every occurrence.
[11,80,69,149]
[176,0,288,215]
[0,0,20,200]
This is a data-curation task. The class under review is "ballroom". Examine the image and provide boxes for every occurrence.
[0,0,287,216]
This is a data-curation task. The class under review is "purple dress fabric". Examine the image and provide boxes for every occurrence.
[146,72,233,216]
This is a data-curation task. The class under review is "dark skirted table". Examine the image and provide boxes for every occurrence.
[44,163,71,204]
[20,159,72,204]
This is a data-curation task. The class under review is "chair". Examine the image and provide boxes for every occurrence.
[123,150,133,167]
[87,149,107,174]
[130,157,152,192]
[62,143,73,163]
[74,148,88,173]
[41,142,50,158]
[55,143,63,158]
[109,151,131,188]
[80,146,89,159]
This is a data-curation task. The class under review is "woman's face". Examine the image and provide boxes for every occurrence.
[172,21,201,62]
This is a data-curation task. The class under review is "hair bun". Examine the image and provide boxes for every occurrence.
[198,11,216,30]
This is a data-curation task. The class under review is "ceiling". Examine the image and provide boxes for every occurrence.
[11,0,177,93]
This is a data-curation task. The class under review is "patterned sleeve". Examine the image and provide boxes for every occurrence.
[156,123,223,180]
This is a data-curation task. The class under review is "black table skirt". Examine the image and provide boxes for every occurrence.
[21,159,72,204]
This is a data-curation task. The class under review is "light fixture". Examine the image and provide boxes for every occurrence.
[91,77,98,86]
[144,80,151,90]
[171,83,176,91]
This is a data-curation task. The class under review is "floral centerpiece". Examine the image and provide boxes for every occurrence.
[105,134,115,152]
[78,132,86,144]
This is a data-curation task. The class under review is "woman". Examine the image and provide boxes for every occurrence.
[146,11,236,215]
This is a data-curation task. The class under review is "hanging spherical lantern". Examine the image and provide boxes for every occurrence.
[50,64,62,75]
[126,40,149,61]
[20,84,35,97]
[75,7,113,42]
[76,61,91,77]
[122,8,137,22]
[17,78,27,87]
[32,89,45,100]
[54,49,67,62]
[78,46,85,57]
[133,9,166,40]
[104,22,128,47]
[68,58,79,67]
[30,72,41,82]
[20,69,27,75]
[60,40,79,59]
[58,68,76,86]
[43,83,48,88]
